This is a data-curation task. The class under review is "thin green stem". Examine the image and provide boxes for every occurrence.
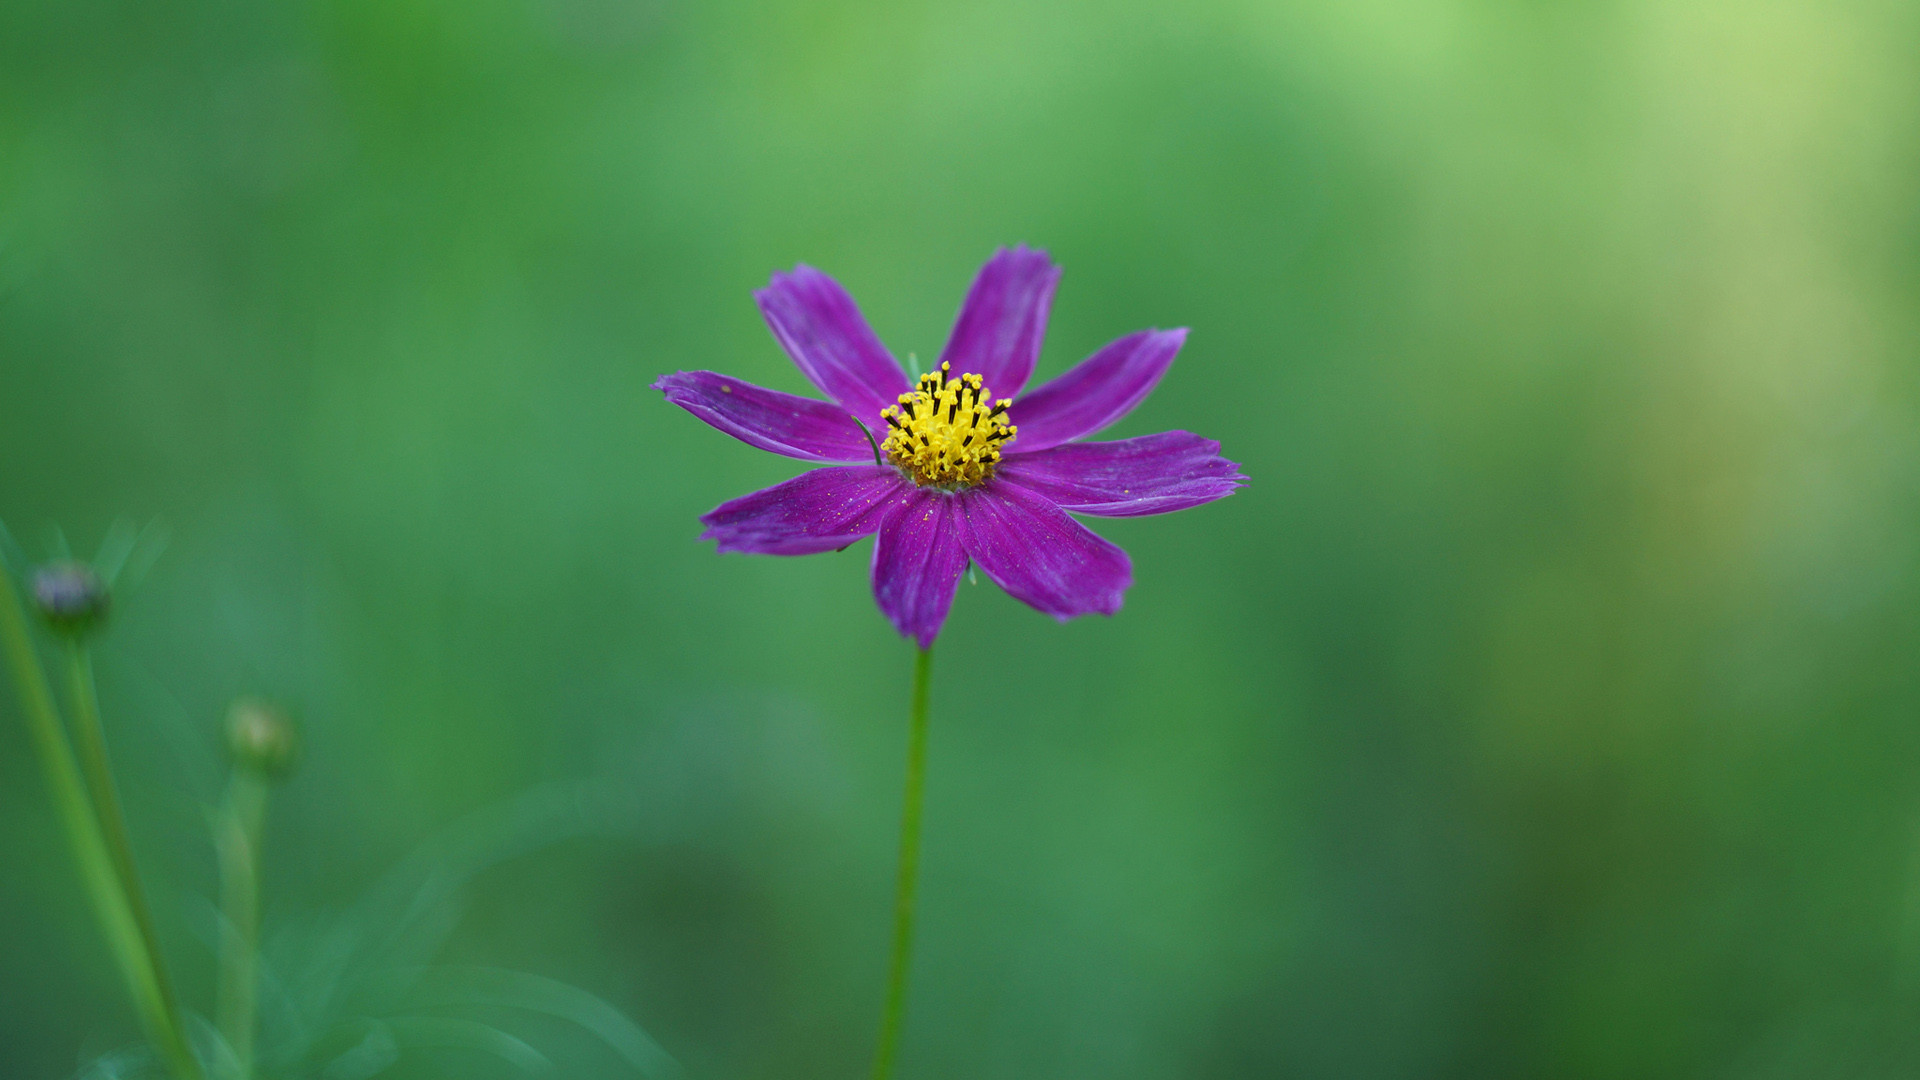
[870,645,933,1080]
[0,572,199,1079]
[64,644,205,1080]
[215,768,268,1080]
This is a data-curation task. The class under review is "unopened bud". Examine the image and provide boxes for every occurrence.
[31,561,110,637]
[226,698,298,778]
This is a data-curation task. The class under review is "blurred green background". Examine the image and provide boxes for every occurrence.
[4,0,1919,1076]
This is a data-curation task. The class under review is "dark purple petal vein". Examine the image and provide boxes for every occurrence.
[996,431,1245,516]
[870,489,969,648]
[937,245,1060,399]
[655,371,873,463]
[1007,328,1187,452]
[957,481,1132,621]
[756,266,910,425]
[700,466,910,555]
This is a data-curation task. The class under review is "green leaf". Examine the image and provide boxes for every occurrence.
[385,1015,552,1075]
[321,1022,398,1080]
[378,966,681,1079]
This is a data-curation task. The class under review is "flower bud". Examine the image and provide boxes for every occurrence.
[31,561,110,637]
[226,698,298,778]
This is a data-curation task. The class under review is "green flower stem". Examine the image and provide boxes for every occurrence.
[215,766,268,1080]
[870,645,933,1080]
[0,571,199,1079]
[63,644,205,1080]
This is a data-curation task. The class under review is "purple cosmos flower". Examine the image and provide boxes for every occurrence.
[655,246,1245,647]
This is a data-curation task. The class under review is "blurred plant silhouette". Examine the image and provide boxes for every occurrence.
[2,521,679,1080]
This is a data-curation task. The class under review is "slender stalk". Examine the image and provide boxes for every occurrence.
[63,643,205,1080]
[0,572,199,1079]
[215,767,268,1080]
[869,645,933,1080]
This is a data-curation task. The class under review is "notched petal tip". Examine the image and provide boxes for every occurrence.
[754,262,825,299]
[993,242,1056,265]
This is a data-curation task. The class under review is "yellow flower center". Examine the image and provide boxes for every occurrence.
[880,363,1017,489]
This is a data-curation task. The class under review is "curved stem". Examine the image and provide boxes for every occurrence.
[0,571,199,1079]
[65,644,204,1080]
[869,645,933,1080]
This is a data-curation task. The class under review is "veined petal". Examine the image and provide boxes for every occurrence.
[956,481,1132,621]
[996,431,1245,517]
[1006,328,1186,452]
[655,371,874,463]
[700,467,910,556]
[757,266,910,424]
[937,245,1061,399]
[871,490,969,648]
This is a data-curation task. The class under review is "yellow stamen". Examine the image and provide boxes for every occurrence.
[879,362,1017,489]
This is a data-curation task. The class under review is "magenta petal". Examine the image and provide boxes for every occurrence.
[937,246,1061,399]
[655,371,873,463]
[700,466,910,555]
[1006,328,1187,452]
[996,431,1245,516]
[956,482,1132,622]
[757,266,911,425]
[870,489,968,648]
